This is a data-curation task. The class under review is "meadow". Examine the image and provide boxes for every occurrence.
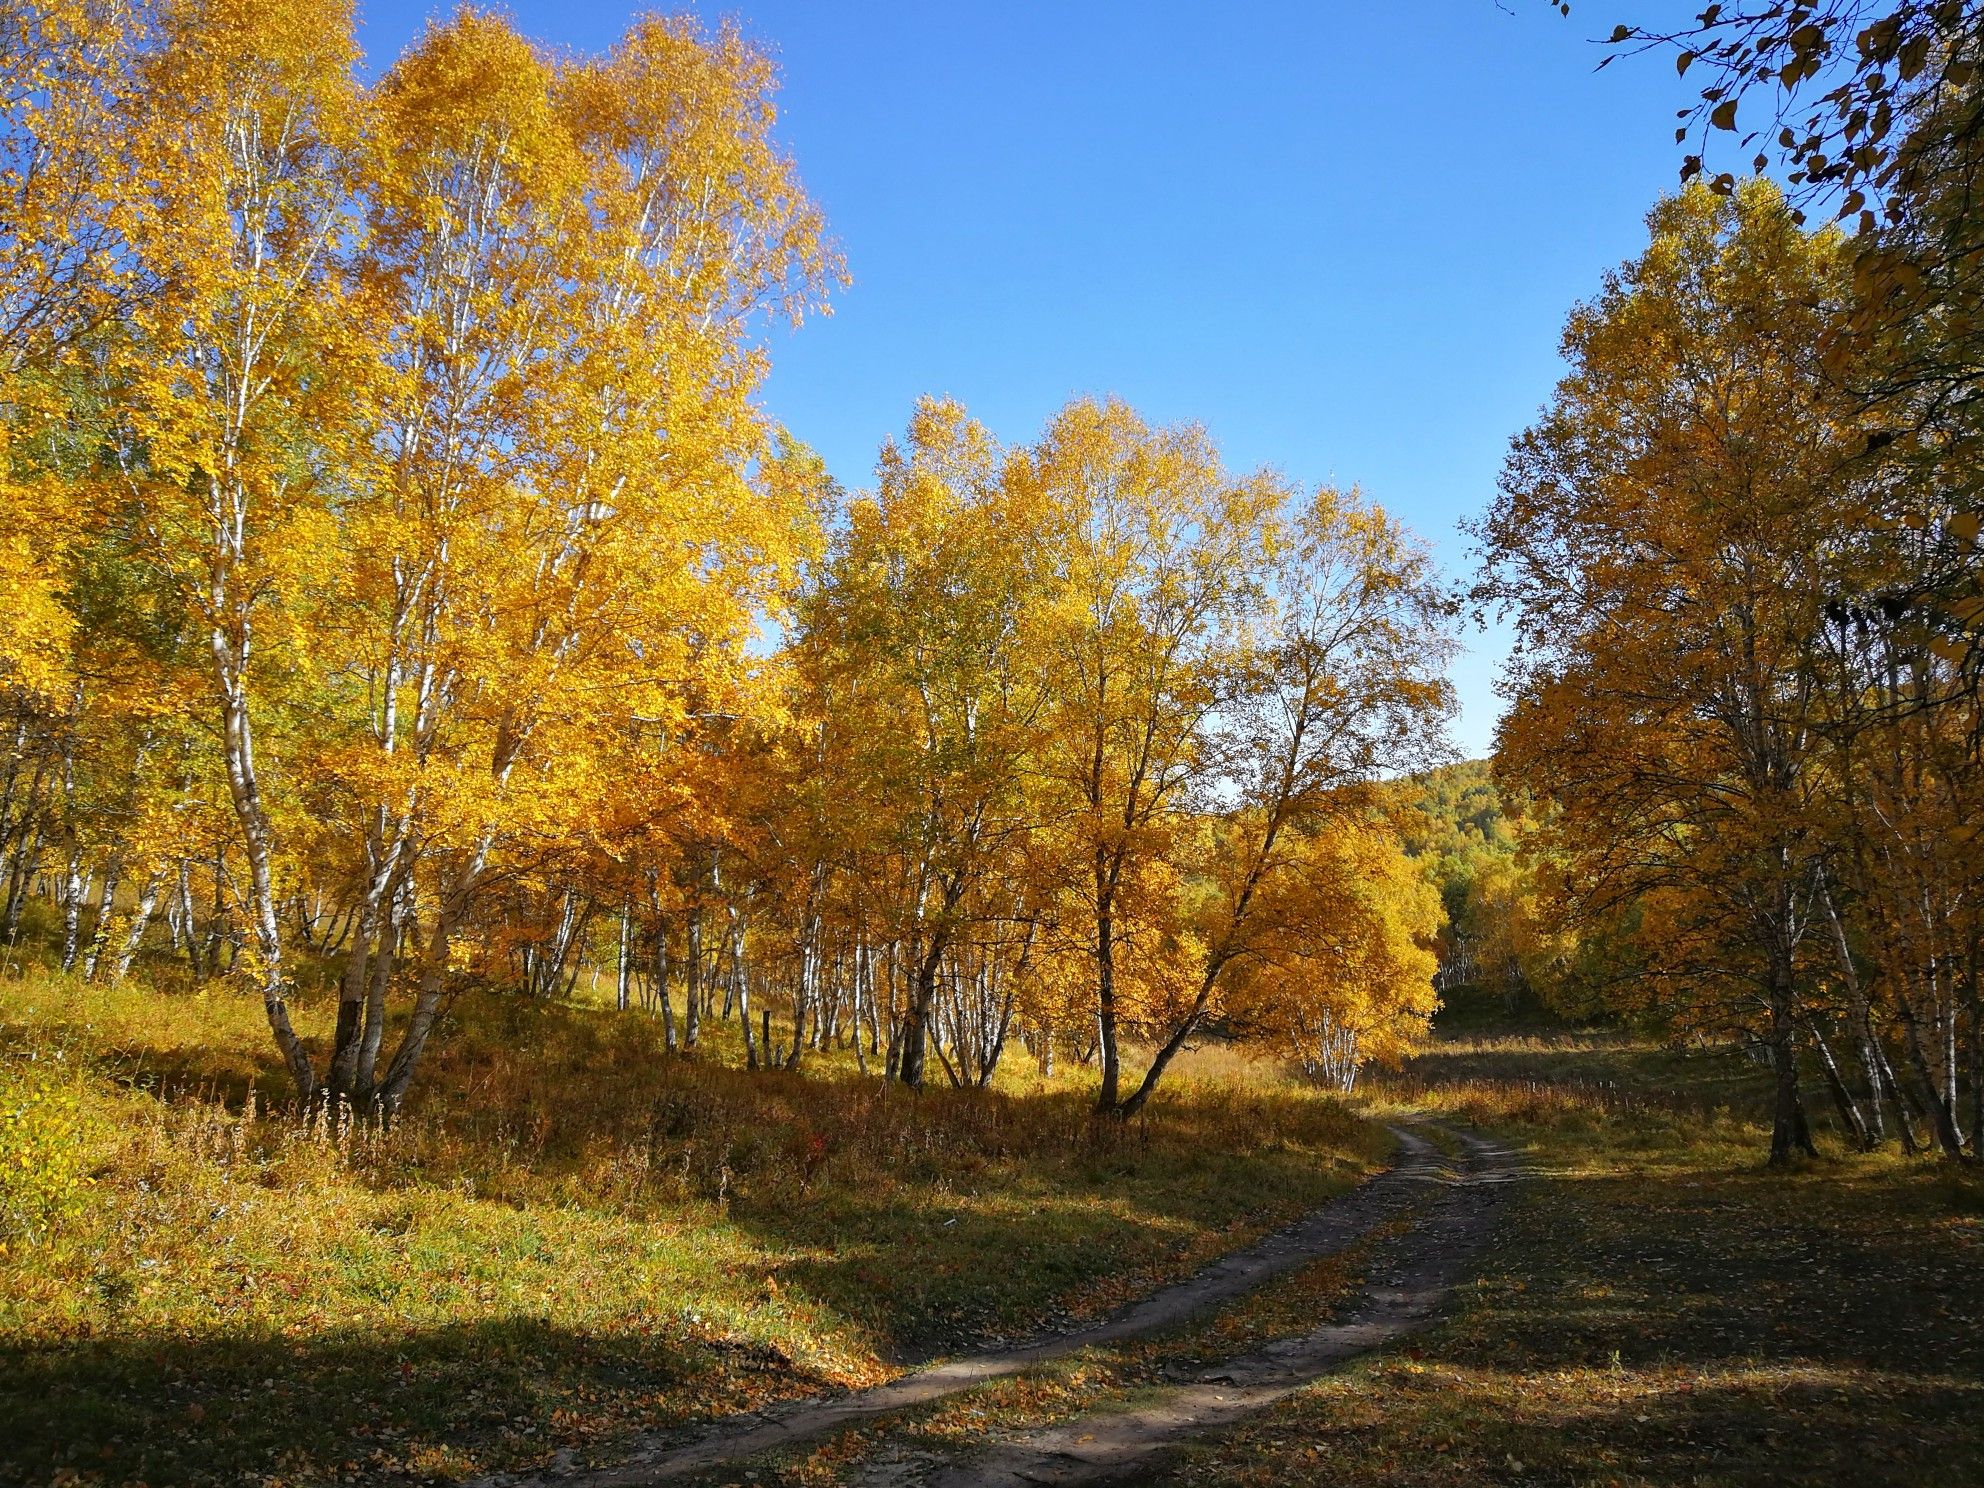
[8,945,1984,1488]
[7,3,1984,1485]
[410,988,1984,1487]
[0,961,1381,1487]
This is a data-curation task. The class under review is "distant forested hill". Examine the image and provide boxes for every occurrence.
[1400,760,1515,876]
[1399,760,1629,1016]
[1399,761,1520,997]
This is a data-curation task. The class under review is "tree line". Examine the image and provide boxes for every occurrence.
[0,0,1456,1115]
[1482,3,1984,1162]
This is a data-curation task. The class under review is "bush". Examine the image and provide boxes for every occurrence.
[0,1053,96,1247]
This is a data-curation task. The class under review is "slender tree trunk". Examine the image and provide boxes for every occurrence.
[355,886,404,1096]
[377,870,472,1117]
[1117,817,1279,1119]
[176,859,204,978]
[1967,964,1983,1161]
[2,824,40,940]
[884,939,903,1080]
[108,866,165,982]
[1806,1014,1872,1149]
[683,909,702,1048]
[656,921,677,1050]
[850,936,870,1075]
[980,980,1017,1087]
[1854,1001,1888,1143]
[1094,865,1120,1111]
[213,616,315,1103]
[206,852,230,976]
[898,930,948,1090]
[1893,983,1967,1158]
[334,826,412,1099]
[864,938,883,1058]
[57,851,85,972]
[1119,1010,1199,1120]
[1123,952,1242,1118]
[733,913,755,1068]
[1767,958,1817,1166]
[79,858,123,980]
[615,905,632,1012]
[1874,1036,1925,1155]
[786,974,808,1071]
[331,873,386,1098]
[931,1032,964,1088]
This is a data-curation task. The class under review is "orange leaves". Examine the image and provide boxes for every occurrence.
[1472,167,1984,1129]
[4,0,1465,1115]
[773,392,1454,1098]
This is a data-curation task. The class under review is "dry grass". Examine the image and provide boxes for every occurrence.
[0,967,1382,1487]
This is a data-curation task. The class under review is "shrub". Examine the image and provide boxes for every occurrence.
[0,1053,96,1248]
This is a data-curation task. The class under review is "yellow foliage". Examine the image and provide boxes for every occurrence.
[1227,811,1442,1088]
[0,1054,97,1246]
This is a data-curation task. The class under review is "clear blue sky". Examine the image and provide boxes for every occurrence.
[354,1,1703,759]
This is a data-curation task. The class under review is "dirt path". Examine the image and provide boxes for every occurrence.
[906,1127,1518,1486]
[481,1124,1502,1488]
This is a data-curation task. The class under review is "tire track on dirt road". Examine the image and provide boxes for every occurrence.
[479,1124,1480,1487]
[488,1126,1507,1488]
[909,1128,1517,1487]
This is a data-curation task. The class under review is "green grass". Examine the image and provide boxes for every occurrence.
[0,967,1383,1487]
[595,1006,1984,1488]
[1159,1023,1984,1487]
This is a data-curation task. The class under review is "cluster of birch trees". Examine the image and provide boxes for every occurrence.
[0,0,1456,1114]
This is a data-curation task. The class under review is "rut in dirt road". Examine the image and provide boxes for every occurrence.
[475,1124,1465,1488]
[907,1128,1518,1487]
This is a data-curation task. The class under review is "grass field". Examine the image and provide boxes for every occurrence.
[667,995,1984,1487]
[739,1227,1393,1486]
[10,959,1981,1488]
[0,967,1383,1487]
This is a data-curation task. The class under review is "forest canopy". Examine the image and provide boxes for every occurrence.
[0,0,1458,1117]
[7,0,1984,1168]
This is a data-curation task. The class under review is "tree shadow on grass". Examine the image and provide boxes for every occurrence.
[1162,1149,1984,1486]
[4,984,1389,1486]
[1168,1356,1984,1486]
[2,1312,840,1487]
[655,1065,1382,1363]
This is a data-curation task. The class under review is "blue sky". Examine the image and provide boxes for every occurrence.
[355,1,1703,759]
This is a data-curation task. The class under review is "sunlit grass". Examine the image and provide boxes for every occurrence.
[738,1223,1396,1486]
[0,966,1383,1485]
